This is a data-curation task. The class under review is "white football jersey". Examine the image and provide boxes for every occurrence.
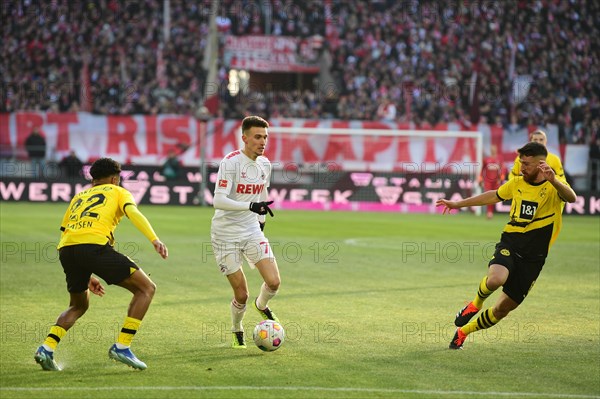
[211,150,271,239]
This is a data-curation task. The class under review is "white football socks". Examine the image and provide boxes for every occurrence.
[256,282,278,310]
[231,298,246,332]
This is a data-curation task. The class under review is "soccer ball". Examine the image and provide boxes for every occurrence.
[253,320,285,351]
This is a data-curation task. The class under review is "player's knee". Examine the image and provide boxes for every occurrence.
[137,280,156,301]
[492,307,510,320]
[267,278,280,292]
[486,279,501,290]
[79,302,90,314]
[493,302,518,320]
[71,301,89,317]
[235,289,249,304]
[486,275,504,290]
[145,281,157,298]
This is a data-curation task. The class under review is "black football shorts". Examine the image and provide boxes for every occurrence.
[59,243,138,293]
[488,242,545,304]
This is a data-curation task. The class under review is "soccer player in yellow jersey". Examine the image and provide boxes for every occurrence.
[34,158,168,370]
[509,130,565,182]
[436,142,576,349]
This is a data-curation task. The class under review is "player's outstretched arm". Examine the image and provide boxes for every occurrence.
[152,239,168,259]
[436,190,500,214]
[125,205,168,259]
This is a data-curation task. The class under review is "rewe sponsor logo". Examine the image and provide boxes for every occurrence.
[236,184,264,194]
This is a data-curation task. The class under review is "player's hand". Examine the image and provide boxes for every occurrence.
[153,239,169,259]
[249,201,274,217]
[88,277,105,297]
[259,221,265,231]
[435,198,458,214]
[538,161,555,182]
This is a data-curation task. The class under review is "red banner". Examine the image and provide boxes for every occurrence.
[2,113,584,175]
[224,35,320,73]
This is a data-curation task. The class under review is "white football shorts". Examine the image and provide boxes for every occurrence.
[211,233,275,276]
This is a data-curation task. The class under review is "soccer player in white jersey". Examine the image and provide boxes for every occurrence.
[211,115,280,348]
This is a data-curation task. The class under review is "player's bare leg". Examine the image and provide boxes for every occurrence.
[55,291,90,329]
[227,268,249,347]
[485,264,509,290]
[491,292,519,320]
[108,269,157,370]
[118,269,157,319]
[35,291,90,371]
[254,258,281,322]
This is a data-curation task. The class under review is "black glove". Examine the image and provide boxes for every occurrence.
[259,221,265,231]
[249,201,274,216]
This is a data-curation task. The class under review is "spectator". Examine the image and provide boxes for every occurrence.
[1,0,598,147]
[161,149,182,180]
[590,136,600,191]
[479,145,506,219]
[376,97,397,122]
[59,150,84,179]
[24,127,46,177]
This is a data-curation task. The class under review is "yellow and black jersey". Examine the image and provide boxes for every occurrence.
[496,176,569,260]
[58,184,136,249]
[510,152,565,182]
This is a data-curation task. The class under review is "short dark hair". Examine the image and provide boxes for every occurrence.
[518,142,548,158]
[241,116,269,134]
[90,158,121,179]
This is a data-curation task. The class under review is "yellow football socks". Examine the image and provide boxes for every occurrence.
[472,276,494,309]
[461,308,499,335]
[117,316,141,347]
[43,325,67,351]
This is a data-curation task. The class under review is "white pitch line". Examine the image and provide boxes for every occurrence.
[1,386,598,398]
[344,237,403,250]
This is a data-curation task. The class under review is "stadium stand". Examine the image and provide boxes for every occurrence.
[1,0,598,146]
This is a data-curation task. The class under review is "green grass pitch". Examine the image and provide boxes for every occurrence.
[1,202,599,399]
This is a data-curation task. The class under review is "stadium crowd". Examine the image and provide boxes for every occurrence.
[1,0,598,145]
